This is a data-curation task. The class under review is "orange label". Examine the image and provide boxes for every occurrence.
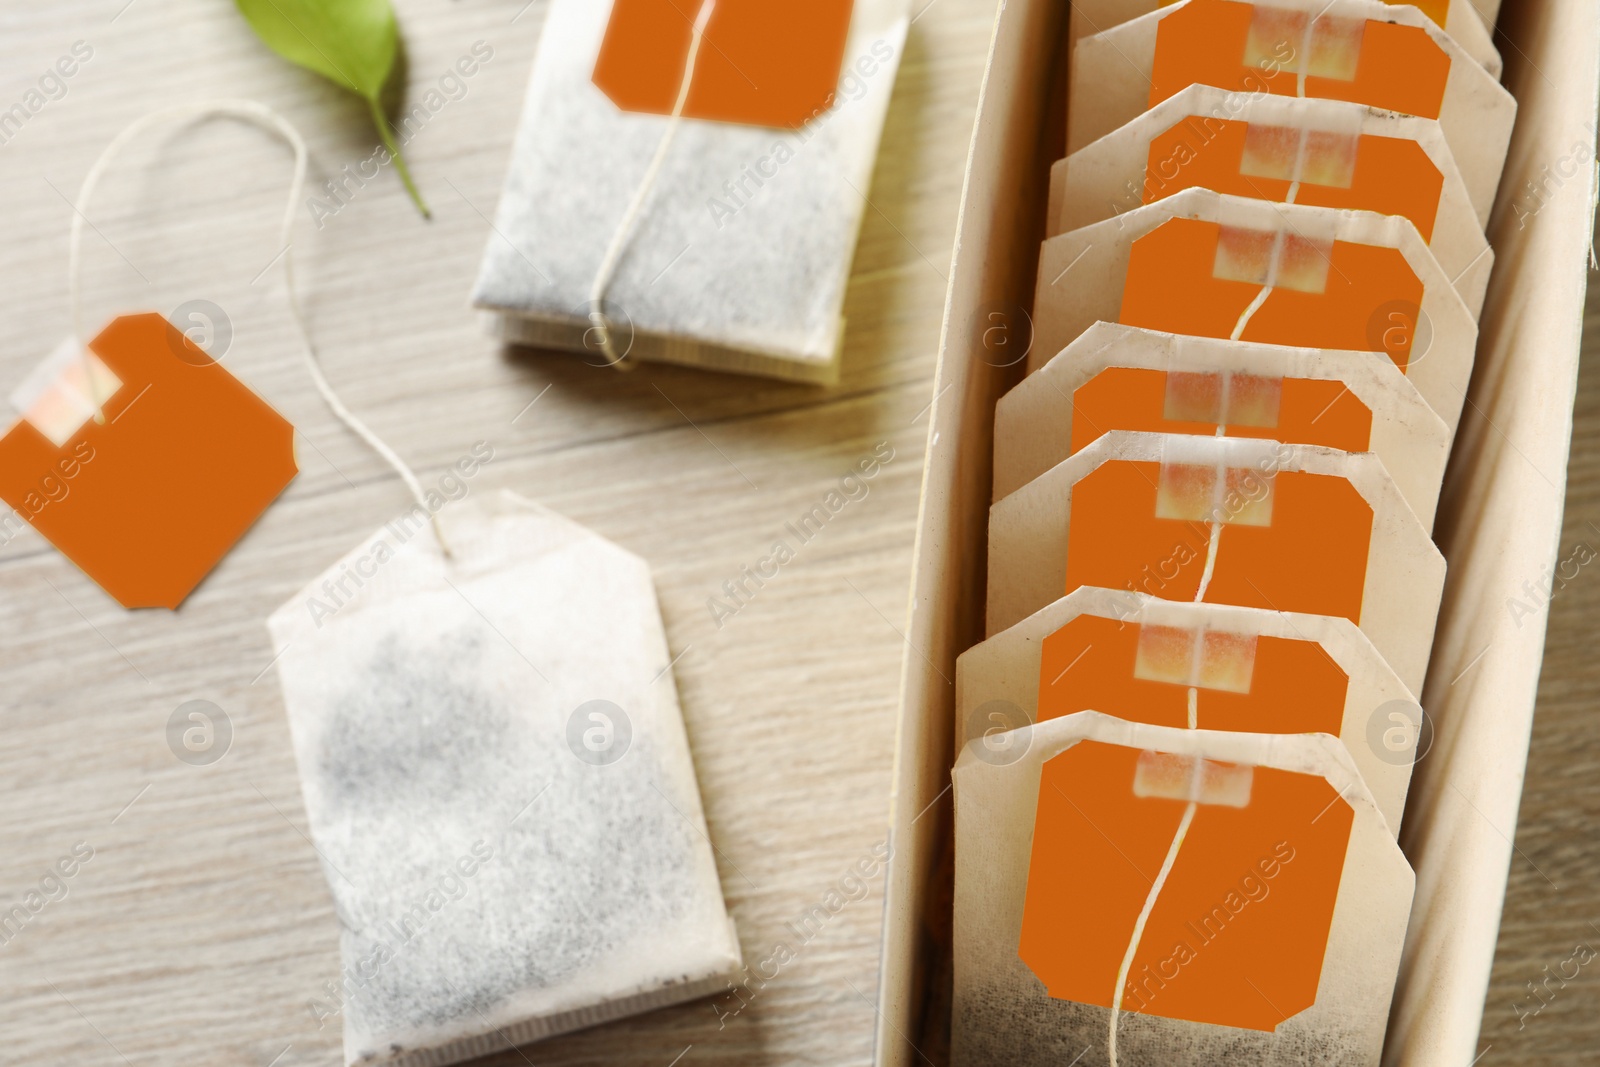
[1150,0,1451,120]
[1064,460,1374,622]
[0,314,297,609]
[593,0,856,129]
[1020,740,1351,1030]
[1143,118,1445,240]
[1120,218,1424,370]
[1037,615,1349,734]
[1070,367,1373,454]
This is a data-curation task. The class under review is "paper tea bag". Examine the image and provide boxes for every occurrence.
[986,431,1445,691]
[471,0,911,384]
[956,585,1424,828]
[951,711,1414,1066]
[1049,84,1494,248]
[1066,0,1517,215]
[1030,189,1481,434]
[1065,0,1501,74]
[0,314,296,608]
[994,322,1450,523]
[268,490,741,1067]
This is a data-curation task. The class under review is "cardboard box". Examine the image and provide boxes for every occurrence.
[874,2,1600,1064]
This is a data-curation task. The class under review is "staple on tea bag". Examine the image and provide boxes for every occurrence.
[1065,0,1518,214]
[269,491,741,1067]
[950,711,1414,1066]
[956,585,1425,829]
[986,431,1445,691]
[1030,189,1481,435]
[1050,84,1495,245]
[994,322,1451,522]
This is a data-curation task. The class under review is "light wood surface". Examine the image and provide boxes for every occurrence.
[0,2,1592,1065]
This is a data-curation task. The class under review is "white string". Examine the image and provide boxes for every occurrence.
[1108,752,1203,1067]
[1230,228,1285,342]
[1109,456,1232,1064]
[585,0,718,369]
[1284,124,1310,205]
[1296,13,1316,99]
[67,99,451,557]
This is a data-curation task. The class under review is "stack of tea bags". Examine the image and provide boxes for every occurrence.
[953,1,1514,1063]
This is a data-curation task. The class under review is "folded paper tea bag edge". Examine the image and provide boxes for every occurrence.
[1064,0,1519,213]
[994,321,1452,524]
[954,584,1423,831]
[1051,83,1496,239]
[957,709,1395,831]
[985,430,1446,692]
[1066,0,1504,76]
[1028,189,1481,438]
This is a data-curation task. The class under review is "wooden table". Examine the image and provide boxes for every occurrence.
[0,2,1591,1065]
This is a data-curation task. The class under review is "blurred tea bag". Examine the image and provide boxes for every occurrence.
[986,431,1445,691]
[951,711,1414,1066]
[471,0,910,384]
[955,585,1425,827]
[994,322,1450,522]
[1065,0,1500,72]
[1030,189,1480,433]
[1049,84,1494,245]
[1066,0,1517,213]
[268,490,740,1067]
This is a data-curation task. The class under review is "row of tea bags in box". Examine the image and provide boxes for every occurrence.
[952,1,1514,1063]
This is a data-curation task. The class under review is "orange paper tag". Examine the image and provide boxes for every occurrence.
[0,314,297,608]
[1149,0,1452,119]
[593,0,856,129]
[1144,117,1445,239]
[1120,217,1425,369]
[1065,458,1374,622]
[1070,366,1374,454]
[1020,739,1351,1030]
[1037,614,1349,734]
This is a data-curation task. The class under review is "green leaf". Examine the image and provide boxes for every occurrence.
[233,0,429,217]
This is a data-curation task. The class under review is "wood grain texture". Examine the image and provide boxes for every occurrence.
[0,1,986,1064]
[0,1,1592,1065]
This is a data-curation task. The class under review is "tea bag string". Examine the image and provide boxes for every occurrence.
[1108,471,1227,1065]
[68,100,451,557]
[585,0,718,370]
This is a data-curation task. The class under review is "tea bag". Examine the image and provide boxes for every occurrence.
[994,322,1450,523]
[0,315,297,608]
[1066,0,1518,216]
[986,431,1445,691]
[1030,189,1481,435]
[471,0,911,383]
[956,585,1424,828]
[1065,0,1501,73]
[1050,84,1494,247]
[268,490,741,1067]
[951,711,1414,1066]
